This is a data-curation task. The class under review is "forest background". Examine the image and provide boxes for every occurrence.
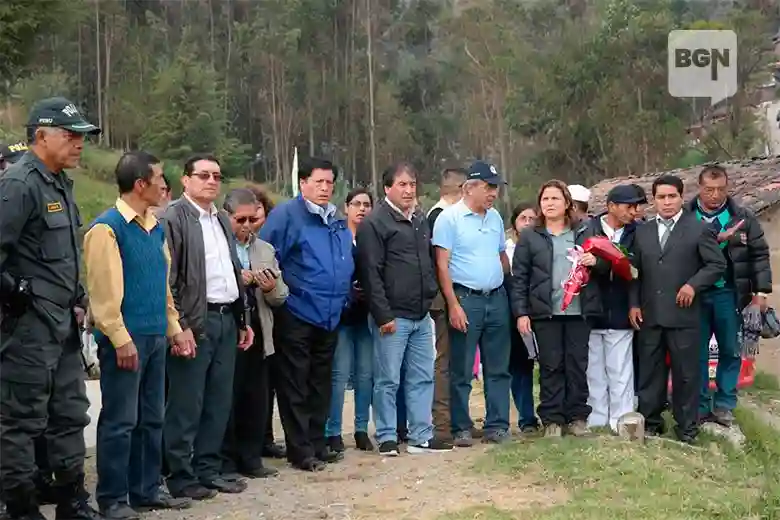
[1,0,779,216]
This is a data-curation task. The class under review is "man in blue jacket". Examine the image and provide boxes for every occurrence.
[259,157,354,472]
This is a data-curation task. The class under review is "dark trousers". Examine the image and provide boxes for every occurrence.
[509,328,538,428]
[448,287,511,434]
[264,380,278,447]
[0,309,89,505]
[164,311,237,493]
[96,335,166,508]
[222,317,270,473]
[397,370,407,438]
[533,317,591,426]
[273,306,337,465]
[637,326,700,439]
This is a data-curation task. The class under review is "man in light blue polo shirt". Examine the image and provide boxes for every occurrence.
[432,161,511,446]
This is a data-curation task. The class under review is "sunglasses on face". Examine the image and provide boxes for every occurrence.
[349,201,372,209]
[235,216,260,225]
[191,172,222,182]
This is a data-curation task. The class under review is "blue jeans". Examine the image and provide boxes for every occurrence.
[371,316,435,445]
[325,323,374,437]
[96,335,167,508]
[699,287,742,414]
[449,287,511,434]
[510,362,537,428]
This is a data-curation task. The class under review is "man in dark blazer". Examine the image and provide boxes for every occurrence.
[628,174,726,443]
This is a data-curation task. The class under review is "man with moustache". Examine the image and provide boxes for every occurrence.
[161,154,254,499]
[686,164,772,427]
[0,97,101,520]
[629,174,726,443]
[433,161,512,447]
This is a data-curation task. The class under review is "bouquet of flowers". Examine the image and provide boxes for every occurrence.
[582,236,638,281]
[561,246,590,312]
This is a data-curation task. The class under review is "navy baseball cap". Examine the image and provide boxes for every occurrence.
[467,160,506,185]
[26,97,101,135]
[607,184,646,205]
[0,141,28,164]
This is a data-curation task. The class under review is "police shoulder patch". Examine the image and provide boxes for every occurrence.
[47,201,63,213]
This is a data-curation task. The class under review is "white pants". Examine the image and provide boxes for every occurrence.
[586,329,635,431]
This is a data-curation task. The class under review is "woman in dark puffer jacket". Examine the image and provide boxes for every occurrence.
[510,180,605,438]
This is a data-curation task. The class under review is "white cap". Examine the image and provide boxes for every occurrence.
[568,184,591,203]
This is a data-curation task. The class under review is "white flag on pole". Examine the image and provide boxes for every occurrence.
[291,147,299,197]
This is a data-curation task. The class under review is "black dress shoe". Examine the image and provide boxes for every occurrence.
[240,466,279,479]
[326,435,345,453]
[131,489,192,512]
[354,431,374,451]
[262,443,287,459]
[291,457,326,472]
[316,449,344,463]
[201,478,247,494]
[169,484,217,501]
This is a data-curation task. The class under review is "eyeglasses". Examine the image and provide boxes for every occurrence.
[191,172,222,182]
[235,216,260,225]
[349,202,372,209]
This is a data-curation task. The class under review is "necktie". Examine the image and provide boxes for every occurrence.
[659,218,673,249]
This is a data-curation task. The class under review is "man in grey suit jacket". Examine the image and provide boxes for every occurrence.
[628,174,726,443]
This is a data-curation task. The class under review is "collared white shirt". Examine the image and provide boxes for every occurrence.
[384,197,413,221]
[600,215,624,244]
[656,209,683,243]
[184,194,240,304]
[304,197,337,225]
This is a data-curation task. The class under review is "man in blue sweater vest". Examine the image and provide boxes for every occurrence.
[83,152,196,520]
[260,157,354,472]
[686,164,772,427]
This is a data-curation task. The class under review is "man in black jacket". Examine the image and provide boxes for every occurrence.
[356,162,452,456]
[686,164,772,427]
[160,154,253,499]
[629,175,726,443]
[585,185,643,433]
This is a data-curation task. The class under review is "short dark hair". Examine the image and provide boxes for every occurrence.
[652,174,684,196]
[298,157,338,181]
[245,183,276,215]
[698,164,728,183]
[382,162,417,189]
[183,153,220,176]
[574,200,589,214]
[510,202,536,224]
[115,151,160,194]
[161,174,171,192]
[345,187,374,206]
[223,188,258,214]
[440,167,467,196]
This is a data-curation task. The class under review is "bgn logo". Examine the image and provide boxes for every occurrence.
[668,30,737,106]
[674,47,730,81]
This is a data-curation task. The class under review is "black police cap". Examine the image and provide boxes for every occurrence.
[26,97,101,135]
[0,141,28,164]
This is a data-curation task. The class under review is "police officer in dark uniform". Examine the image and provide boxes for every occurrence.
[0,139,57,520]
[0,141,28,174]
[0,97,101,520]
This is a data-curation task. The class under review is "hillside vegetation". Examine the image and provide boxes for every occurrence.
[2,0,778,209]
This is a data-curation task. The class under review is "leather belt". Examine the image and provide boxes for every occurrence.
[453,283,501,297]
[207,302,235,315]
